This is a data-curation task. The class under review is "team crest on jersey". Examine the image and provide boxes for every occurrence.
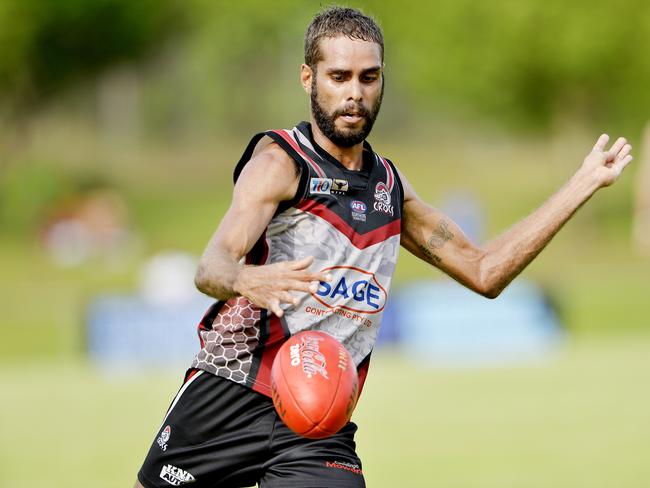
[310,177,332,195]
[373,182,394,216]
[157,425,171,451]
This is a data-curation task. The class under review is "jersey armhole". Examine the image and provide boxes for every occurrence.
[232,131,310,215]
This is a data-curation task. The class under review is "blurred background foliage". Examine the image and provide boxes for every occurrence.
[1,0,649,132]
[0,0,182,113]
[0,0,648,354]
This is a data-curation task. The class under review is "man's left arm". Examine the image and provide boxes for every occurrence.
[400,134,633,298]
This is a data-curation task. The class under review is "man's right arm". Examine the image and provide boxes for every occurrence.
[194,141,330,316]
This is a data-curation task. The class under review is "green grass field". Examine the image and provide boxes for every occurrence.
[2,335,649,487]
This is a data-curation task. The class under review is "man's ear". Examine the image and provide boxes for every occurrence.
[300,64,313,95]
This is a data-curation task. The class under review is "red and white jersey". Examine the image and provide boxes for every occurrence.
[191,121,403,397]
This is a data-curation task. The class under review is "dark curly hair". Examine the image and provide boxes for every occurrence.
[304,6,384,69]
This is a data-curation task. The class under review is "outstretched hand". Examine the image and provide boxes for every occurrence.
[581,134,633,188]
[233,256,331,317]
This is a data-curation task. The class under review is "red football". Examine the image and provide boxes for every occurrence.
[271,330,359,439]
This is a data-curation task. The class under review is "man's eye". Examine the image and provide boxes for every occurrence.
[332,74,345,81]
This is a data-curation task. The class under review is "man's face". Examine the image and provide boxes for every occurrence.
[305,36,384,148]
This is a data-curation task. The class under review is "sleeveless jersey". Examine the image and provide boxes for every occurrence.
[191,121,403,397]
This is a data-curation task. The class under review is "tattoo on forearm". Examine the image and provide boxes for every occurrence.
[427,220,454,249]
[418,244,442,264]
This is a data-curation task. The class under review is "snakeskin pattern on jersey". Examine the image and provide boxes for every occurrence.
[192,297,261,384]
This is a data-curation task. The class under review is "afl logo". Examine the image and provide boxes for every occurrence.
[350,200,367,213]
[313,266,387,314]
[374,182,394,216]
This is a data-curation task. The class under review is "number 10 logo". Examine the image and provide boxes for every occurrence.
[310,178,332,195]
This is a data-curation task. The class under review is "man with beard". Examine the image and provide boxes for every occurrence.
[135,6,632,488]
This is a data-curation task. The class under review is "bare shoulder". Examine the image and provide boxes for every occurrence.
[236,136,299,202]
[248,136,297,176]
[395,167,418,203]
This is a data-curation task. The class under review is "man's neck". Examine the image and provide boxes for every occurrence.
[309,117,364,171]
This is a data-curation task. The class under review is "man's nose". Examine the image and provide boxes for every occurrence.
[347,80,363,102]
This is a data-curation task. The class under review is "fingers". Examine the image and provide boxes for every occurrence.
[288,256,314,270]
[268,298,284,317]
[611,142,632,173]
[284,280,318,294]
[607,137,627,160]
[278,291,298,307]
[616,143,632,162]
[279,275,329,294]
[269,291,299,317]
[283,257,332,283]
[621,154,634,168]
[614,155,634,175]
[269,290,302,317]
[270,278,326,316]
[594,133,609,151]
[256,258,334,316]
[299,270,332,283]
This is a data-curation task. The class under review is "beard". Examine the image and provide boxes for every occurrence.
[310,76,384,148]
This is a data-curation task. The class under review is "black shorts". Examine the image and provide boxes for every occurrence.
[137,370,365,488]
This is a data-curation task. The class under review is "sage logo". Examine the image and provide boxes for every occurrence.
[313,266,387,314]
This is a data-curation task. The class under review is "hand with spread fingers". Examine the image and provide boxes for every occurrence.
[581,134,634,188]
[233,256,331,317]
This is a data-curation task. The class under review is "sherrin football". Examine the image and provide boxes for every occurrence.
[271,330,359,439]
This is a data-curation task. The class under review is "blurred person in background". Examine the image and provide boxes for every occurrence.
[41,182,134,267]
[135,6,633,488]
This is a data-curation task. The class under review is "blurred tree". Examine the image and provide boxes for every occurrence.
[0,0,648,133]
[0,0,184,113]
[139,0,650,135]
[374,0,650,131]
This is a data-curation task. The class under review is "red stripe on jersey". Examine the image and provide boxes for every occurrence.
[197,326,205,349]
[296,199,401,249]
[245,229,269,265]
[252,314,287,397]
[184,368,201,384]
[378,156,394,192]
[196,303,219,349]
[260,234,269,265]
[271,130,327,178]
